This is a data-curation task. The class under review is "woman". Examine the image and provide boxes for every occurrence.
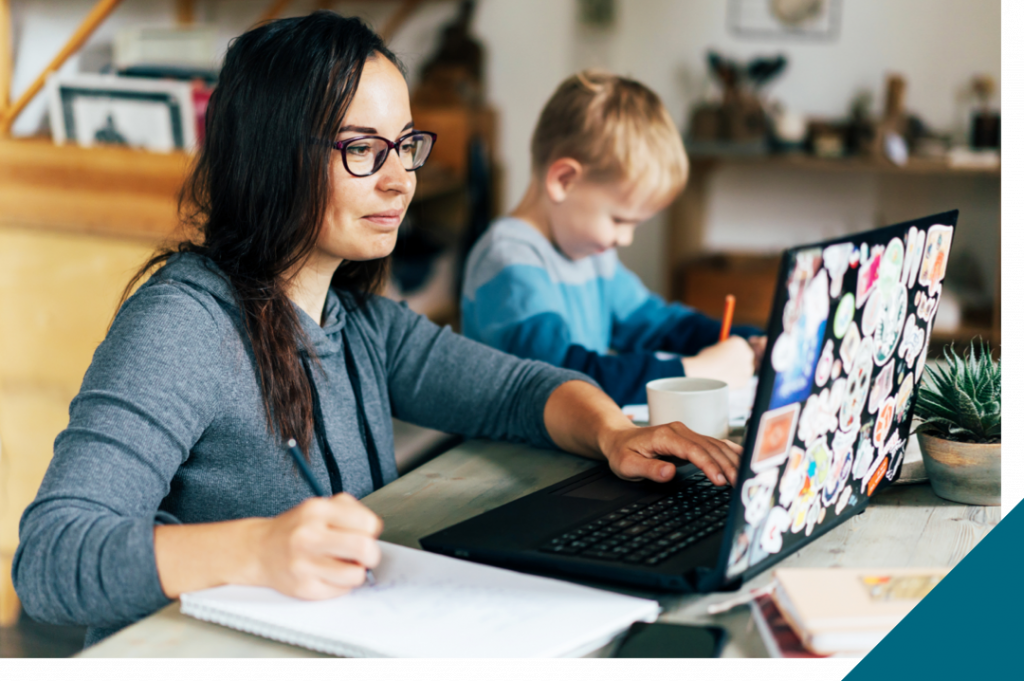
[13,12,741,646]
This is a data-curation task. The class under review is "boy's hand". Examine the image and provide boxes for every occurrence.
[748,335,767,372]
[681,336,755,388]
[599,422,742,487]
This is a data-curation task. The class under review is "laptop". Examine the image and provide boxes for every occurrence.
[421,210,958,594]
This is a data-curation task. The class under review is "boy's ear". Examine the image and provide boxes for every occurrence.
[544,158,585,203]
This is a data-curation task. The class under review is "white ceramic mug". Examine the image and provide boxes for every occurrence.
[646,377,730,438]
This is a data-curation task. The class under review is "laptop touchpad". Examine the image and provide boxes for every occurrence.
[560,476,632,501]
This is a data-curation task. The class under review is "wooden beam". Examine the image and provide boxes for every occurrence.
[0,0,12,127]
[381,0,425,42]
[257,0,293,26]
[1,0,124,135]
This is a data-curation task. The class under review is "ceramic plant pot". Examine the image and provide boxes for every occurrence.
[917,433,1000,506]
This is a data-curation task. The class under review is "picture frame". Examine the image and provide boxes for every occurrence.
[728,0,842,41]
[46,73,197,153]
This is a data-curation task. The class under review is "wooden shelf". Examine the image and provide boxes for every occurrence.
[0,137,465,241]
[688,152,1000,177]
[0,137,189,241]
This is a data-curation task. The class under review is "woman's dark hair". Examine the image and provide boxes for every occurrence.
[120,12,401,453]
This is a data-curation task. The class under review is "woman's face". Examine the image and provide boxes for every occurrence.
[316,55,415,265]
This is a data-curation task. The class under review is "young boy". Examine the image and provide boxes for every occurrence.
[461,71,765,406]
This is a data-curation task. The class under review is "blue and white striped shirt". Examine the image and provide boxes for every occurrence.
[461,217,757,405]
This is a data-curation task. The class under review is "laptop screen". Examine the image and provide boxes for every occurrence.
[720,210,958,584]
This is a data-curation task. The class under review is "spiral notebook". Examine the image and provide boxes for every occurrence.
[180,541,660,657]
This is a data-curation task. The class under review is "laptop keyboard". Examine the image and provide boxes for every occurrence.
[539,477,732,566]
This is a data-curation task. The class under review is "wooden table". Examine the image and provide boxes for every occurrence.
[79,439,999,657]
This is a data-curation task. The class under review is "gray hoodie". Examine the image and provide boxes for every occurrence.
[13,252,591,646]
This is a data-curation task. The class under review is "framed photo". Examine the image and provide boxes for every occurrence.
[728,0,842,41]
[47,74,196,153]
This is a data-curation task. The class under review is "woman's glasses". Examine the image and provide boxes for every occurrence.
[332,131,437,177]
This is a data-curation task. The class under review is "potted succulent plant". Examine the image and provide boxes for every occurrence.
[913,340,1000,505]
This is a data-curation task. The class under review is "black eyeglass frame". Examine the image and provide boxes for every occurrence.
[331,130,438,177]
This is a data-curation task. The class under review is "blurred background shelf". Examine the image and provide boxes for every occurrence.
[668,152,1000,357]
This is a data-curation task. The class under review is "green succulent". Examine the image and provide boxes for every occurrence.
[913,340,1000,444]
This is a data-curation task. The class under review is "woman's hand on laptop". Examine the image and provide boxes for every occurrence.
[543,380,742,487]
[600,423,742,487]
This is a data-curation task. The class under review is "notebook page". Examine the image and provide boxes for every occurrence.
[181,541,659,658]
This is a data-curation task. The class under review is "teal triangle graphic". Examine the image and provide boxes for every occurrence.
[845,500,1019,679]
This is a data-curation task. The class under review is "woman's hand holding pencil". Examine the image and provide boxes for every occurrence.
[248,490,383,600]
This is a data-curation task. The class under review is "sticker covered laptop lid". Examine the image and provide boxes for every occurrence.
[719,210,958,585]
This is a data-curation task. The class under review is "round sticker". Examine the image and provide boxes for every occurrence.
[873,285,907,366]
[879,237,905,285]
[834,293,856,339]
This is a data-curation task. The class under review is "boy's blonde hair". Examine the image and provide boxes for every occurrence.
[531,70,688,203]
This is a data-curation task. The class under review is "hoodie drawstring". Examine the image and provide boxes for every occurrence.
[299,327,384,495]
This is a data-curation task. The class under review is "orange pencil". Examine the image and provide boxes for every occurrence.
[720,294,736,342]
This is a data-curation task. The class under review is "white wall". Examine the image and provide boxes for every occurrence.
[600,0,1000,297]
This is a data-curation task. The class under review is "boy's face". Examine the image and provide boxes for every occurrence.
[548,173,668,261]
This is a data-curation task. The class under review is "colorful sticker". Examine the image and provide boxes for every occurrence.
[790,488,815,534]
[834,293,856,339]
[919,224,954,296]
[770,267,829,408]
[902,227,926,287]
[894,374,915,423]
[866,454,890,496]
[861,288,882,336]
[917,285,940,322]
[879,237,905,286]
[798,390,840,451]
[898,313,925,364]
[823,243,854,298]
[832,424,857,459]
[873,284,907,366]
[778,447,805,508]
[823,447,852,507]
[815,339,835,387]
[751,403,801,472]
[831,359,843,380]
[856,245,884,308]
[868,360,895,414]
[836,484,853,514]
[741,468,779,526]
[852,422,875,480]
[839,323,861,372]
[839,342,874,432]
[760,506,792,554]
[873,396,897,448]
[806,437,831,491]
